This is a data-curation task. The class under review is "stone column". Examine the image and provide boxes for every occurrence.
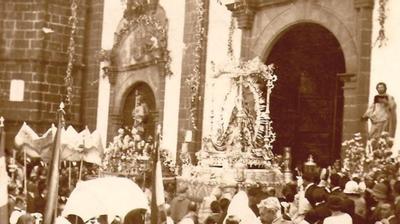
[108,113,123,142]
[348,0,374,141]
[226,0,256,59]
[176,0,209,165]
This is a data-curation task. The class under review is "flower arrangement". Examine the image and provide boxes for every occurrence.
[342,133,366,177]
[341,132,399,181]
[102,128,176,177]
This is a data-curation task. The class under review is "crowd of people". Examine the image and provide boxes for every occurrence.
[5,144,400,224]
[158,166,400,224]
[6,152,100,224]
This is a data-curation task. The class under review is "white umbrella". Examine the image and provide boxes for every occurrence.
[62,176,149,222]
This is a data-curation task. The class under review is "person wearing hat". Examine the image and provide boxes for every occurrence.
[257,197,292,224]
[322,195,352,224]
[367,182,393,224]
[170,185,191,223]
[343,180,366,218]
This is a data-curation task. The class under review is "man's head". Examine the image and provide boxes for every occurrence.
[15,196,25,209]
[257,197,281,224]
[210,200,221,213]
[376,82,387,95]
[188,201,197,212]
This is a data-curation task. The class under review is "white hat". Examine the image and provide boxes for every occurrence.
[257,197,281,211]
[343,181,361,194]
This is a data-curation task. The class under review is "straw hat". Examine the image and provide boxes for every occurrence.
[371,182,389,200]
[343,181,361,195]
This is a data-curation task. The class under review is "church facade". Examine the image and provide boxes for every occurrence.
[1,0,398,166]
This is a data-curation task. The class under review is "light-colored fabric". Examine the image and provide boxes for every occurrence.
[155,161,165,206]
[224,191,261,224]
[9,209,25,224]
[296,190,312,215]
[178,218,194,224]
[322,212,352,224]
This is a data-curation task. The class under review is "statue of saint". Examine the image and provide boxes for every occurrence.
[131,91,149,139]
[362,82,397,139]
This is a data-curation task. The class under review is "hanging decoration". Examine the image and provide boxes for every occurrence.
[65,0,80,106]
[186,0,206,130]
[375,0,388,47]
[227,16,235,59]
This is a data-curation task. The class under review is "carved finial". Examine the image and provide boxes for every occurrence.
[59,102,65,110]
[0,116,4,127]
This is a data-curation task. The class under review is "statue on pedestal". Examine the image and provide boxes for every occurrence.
[131,90,149,139]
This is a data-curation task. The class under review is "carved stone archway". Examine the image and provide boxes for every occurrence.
[227,0,374,163]
[106,3,168,140]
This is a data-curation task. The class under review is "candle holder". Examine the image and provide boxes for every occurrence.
[283,147,293,183]
[304,154,318,175]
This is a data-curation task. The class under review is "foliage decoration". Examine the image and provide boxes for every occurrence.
[186,0,206,130]
[375,0,388,47]
[64,0,80,106]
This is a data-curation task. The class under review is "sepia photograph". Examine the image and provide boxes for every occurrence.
[1,0,400,223]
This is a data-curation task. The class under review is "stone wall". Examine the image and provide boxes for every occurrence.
[176,0,209,162]
[0,0,104,149]
[229,0,374,150]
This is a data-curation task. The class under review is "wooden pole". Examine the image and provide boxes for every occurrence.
[78,159,83,181]
[68,161,72,189]
[0,117,9,224]
[23,148,27,207]
[43,103,65,224]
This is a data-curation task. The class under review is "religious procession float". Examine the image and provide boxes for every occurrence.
[174,57,288,201]
[99,56,289,201]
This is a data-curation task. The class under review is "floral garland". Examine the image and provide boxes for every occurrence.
[227,15,235,58]
[375,0,388,47]
[113,13,172,76]
[186,0,206,130]
[341,132,399,181]
[64,0,80,105]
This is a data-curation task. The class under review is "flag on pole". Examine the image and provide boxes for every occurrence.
[155,160,165,206]
[151,125,165,224]
[0,117,9,224]
[43,103,65,224]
